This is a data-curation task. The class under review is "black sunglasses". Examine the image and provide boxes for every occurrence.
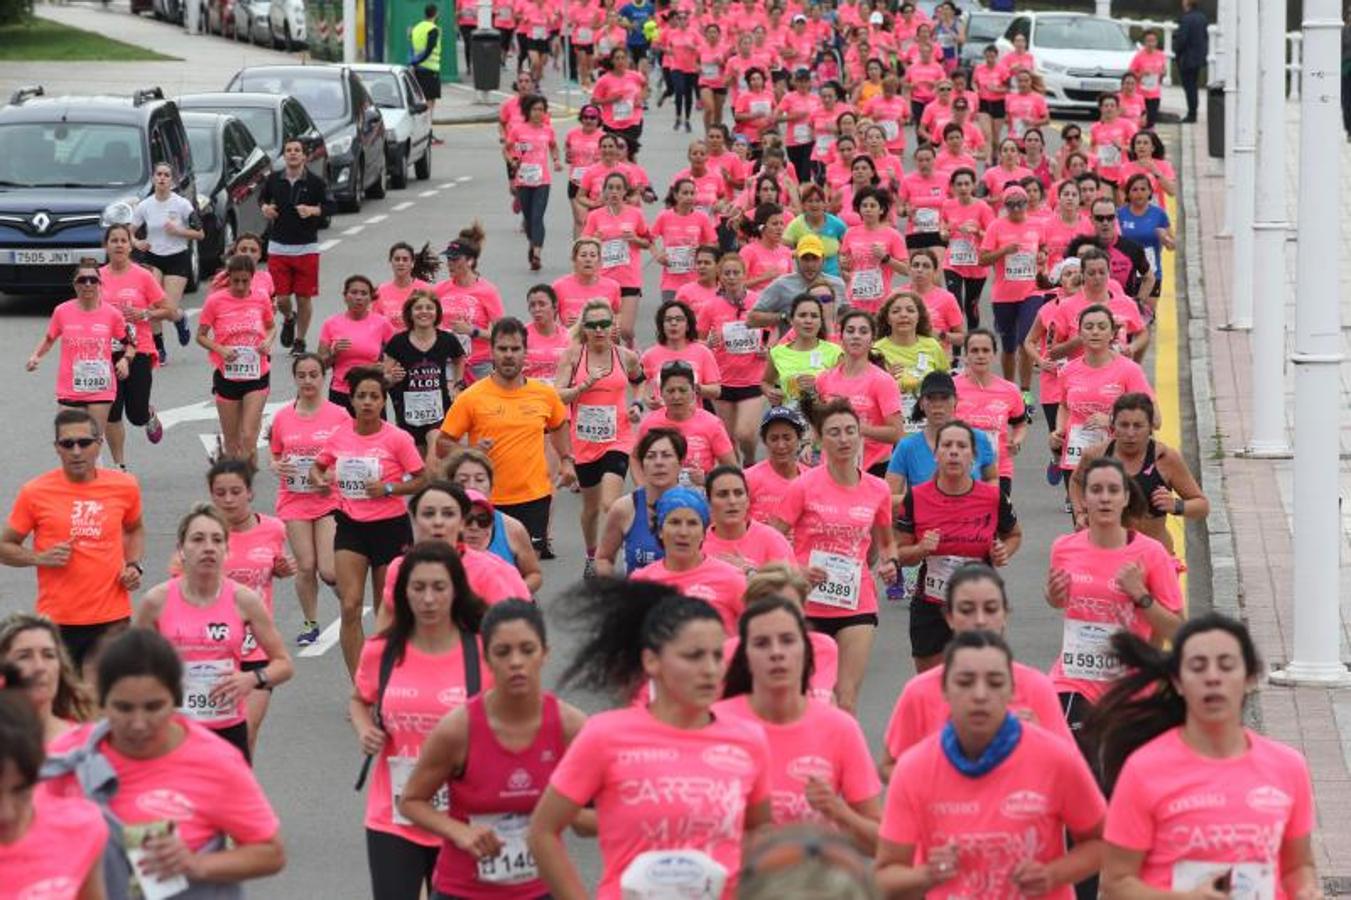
[583,319,613,330]
[74,275,101,285]
[1093,213,1117,222]
[57,437,99,449]
[466,512,494,527]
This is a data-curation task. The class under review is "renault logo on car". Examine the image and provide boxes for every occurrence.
[31,211,50,234]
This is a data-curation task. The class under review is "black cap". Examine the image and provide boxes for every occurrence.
[442,239,473,260]
[760,405,807,436]
[919,370,957,398]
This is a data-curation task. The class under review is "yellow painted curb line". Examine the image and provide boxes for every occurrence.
[1155,194,1186,609]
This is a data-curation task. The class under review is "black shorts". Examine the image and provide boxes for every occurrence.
[58,617,130,673]
[708,86,728,97]
[806,612,878,637]
[905,232,946,251]
[208,720,251,765]
[979,98,1006,118]
[334,510,413,567]
[212,369,270,401]
[620,286,642,298]
[909,597,953,658]
[576,449,630,488]
[867,460,890,479]
[109,353,154,426]
[629,44,648,63]
[719,384,762,402]
[567,182,580,199]
[497,495,551,552]
[525,36,551,54]
[142,249,193,279]
[992,297,1044,353]
[999,474,1013,501]
[574,42,594,54]
[413,66,442,100]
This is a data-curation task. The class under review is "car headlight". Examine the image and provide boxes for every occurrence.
[1039,60,1067,74]
[101,199,136,228]
[328,132,354,156]
[197,194,212,213]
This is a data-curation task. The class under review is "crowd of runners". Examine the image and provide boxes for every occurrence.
[0,0,1327,898]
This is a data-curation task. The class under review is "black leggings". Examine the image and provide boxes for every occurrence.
[459,24,475,72]
[944,270,988,330]
[670,70,696,119]
[787,143,813,183]
[1058,690,1101,900]
[367,829,439,900]
[1144,96,1161,129]
[109,353,153,425]
[518,184,550,248]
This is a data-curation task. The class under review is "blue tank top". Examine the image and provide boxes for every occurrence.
[623,488,664,573]
[488,509,516,566]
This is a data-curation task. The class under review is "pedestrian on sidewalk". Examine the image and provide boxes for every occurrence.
[410,3,446,146]
[1174,0,1209,123]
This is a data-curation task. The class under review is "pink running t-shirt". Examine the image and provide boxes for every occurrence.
[435,277,505,369]
[744,459,804,525]
[224,514,288,663]
[99,262,164,356]
[713,695,880,825]
[651,209,718,291]
[815,364,906,470]
[552,273,623,327]
[583,205,651,290]
[1104,727,1315,897]
[701,520,794,573]
[739,240,794,287]
[268,400,350,521]
[319,313,395,395]
[635,407,735,476]
[632,555,748,634]
[524,321,573,382]
[1,789,107,900]
[881,722,1106,900]
[980,217,1045,303]
[639,341,721,403]
[1056,354,1153,469]
[953,372,1026,479]
[46,300,129,404]
[375,279,433,331]
[198,289,275,377]
[548,705,772,899]
[314,420,424,521]
[839,225,908,314]
[941,198,994,278]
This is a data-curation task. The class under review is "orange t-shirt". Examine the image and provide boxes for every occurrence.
[439,376,567,506]
[6,467,142,625]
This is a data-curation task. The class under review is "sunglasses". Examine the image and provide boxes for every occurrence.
[1065,133,1082,141]
[581,115,600,122]
[1005,199,1028,207]
[57,437,99,449]
[583,319,613,330]
[74,276,101,285]
[1093,213,1117,222]
[466,512,494,527]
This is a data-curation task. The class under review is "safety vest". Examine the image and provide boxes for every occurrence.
[411,19,441,73]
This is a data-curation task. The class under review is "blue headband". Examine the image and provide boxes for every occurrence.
[654,487,710,528]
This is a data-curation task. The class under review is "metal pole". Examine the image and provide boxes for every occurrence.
[1220,0,1238,235]
[1244,0,1291,454]
[343,0,357,62]
[1225,0,1258,330]
[1289,33,1303,101]
[1272,0,1351,686]
[1162,23,1175,86]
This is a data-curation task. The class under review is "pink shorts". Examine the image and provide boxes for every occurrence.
[268,252,319,297]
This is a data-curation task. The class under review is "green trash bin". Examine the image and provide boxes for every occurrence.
[387,0,460,83]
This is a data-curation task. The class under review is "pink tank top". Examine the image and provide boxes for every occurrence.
[156,577,248,729]
[433,693,565,898]
[568,346,634,463]
[225,514,287,663]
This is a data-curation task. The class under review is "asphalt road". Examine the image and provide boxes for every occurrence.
[0,55,1198,899]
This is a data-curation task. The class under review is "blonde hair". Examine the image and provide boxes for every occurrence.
[175,502,229,547]
[571,237,602,261]
[569,298,617,342]
[447,447,495,485]
[744,563,811,606]
[0,612,93,722]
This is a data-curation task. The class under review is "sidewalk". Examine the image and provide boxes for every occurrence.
[1182,105,1351,892]
[0,1,537,124]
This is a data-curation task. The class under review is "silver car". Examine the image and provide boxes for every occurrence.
[268,0,306,49]
[351,63,433,190]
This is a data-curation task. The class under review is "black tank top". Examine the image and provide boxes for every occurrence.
[1107,438,1169,518]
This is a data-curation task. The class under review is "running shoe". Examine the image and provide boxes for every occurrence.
[683,119,691,133]
[289,338,307,358]
[154,333,167,365]
[145,411,163,445]
[1063,499,1074,514]
[295,621,320,647]
[279,316,295,348]
[1046,460,1062,486]
[885,579,907,604]
[1021,389,1036,419]
[540,541,556,561]
[174,314,191,346]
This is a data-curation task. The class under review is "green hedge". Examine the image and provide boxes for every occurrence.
[0,0,33,27]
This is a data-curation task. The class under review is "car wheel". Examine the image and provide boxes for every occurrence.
[340,159,364,213]
[283,22,293,50]
[216,214,236,274]
[186,240,201,293]
[389,144,408,190]
[414,139,431,180]
[367,149,387,199]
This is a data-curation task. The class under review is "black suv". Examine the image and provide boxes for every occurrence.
[0,86,201,295]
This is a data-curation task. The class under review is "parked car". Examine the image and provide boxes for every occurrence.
[152,0,184,24]
[226,65,386,212]
[996,12,1138,112]
[0,86,203,295]
[176,92,327,181]
[268,0,306,49]
[350,63,432,189]
[181,112,272,272]
[129,0,155,14]
[959,10,1014,68]
[234,0,272,45]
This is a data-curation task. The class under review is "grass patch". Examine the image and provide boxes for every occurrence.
[0,17,179,61]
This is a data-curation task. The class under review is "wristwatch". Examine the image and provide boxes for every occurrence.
[254,668,270,689]
[382,483,394,497]
[1172,497,1185,516]
[1132,593,1155,610]
[126,560,143,574]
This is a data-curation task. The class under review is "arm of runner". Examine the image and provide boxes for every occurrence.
[549,424,578,488]
[25,334,55,371]
[237,586,294,691]
[121,516,146,588]
[593,496,632,577]
[527,788,591,900]
[0,525,70,569]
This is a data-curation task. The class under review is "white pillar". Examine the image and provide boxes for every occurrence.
[1220,0,1238,234]
[1095,0,1110,18]
[1244,0,1292,454]
[1272,0,1351,685]
[1225,0,1258,330]
[1288,33,1303,101]
[1162,23,1175,85]
[185,0,201,34]
[342,0,357,63]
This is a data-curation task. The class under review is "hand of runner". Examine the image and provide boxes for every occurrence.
[358,722,388,756]
[138,828,200,881]
[362,478,387,499]
[211,672,253,709]
[1045,567,1071,609]
[25,354,39,372]
[876,556,899,584]
[805,565,827,586]
[991,537,1011,567]
[557,459,578,489]
[1151,487,1176,514]
[262,202,279,220]
[34,541,72,568]
[924,842,959,888]
[118,562,142,590]
[1009,858,1054,896]
[802,776,846,821]
[454,822,505,859]
[273,556,298,578]
[116,357,130,380]
[919,529,941,556]
[1048,430,1064,453]
[1116,560,1147,601]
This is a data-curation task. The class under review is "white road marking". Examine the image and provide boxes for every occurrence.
[455,176,471,183]
[342,226,364,236]
[299,605,371,658]
[418,189,438,198]
[363,214,388,224]
[393,201,414,211]
[318,238,341,252]
[438,182,456,189]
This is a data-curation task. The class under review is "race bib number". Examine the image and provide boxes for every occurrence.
[814,134,834,155]
[570,165,588,182]
[1065,424,1105,464]
[614,100,634,120]
[577,27,593,42]
[1011,117,1027,138]
[471,812,538,884]
[518,162,544,186]
[601,238,630,268]
[722,321,760,355]
[948,237,978,266]
[576,403,618,443]
[1141,73,1160,90]
[792,122,813,144]
[806,549,863,610]
[923,554,962,601]
[851,267,884,300]
[880,119,900,141]
[72,358,112,393]
[1098,144,1121,167]
[701,62,721,79]
[1172,861,1274,900]
[337,455,381,500]
[224,346,262,381]
[182,658,235,723]
[402,389,444,426]
[666,245,695,274]
[124,821,190,900]
[1005,251,1036,281]
[749,100,771,117]
[1060,619,1122,681]
[531,25,546,38]
[284,454,316,493]
[388,756,449,827]
[912,206,940,233]
[620,849,728,900]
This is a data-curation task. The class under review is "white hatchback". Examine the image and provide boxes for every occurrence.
[268,0,307,49]
[995,12,1139,113]
[351,64,434,190]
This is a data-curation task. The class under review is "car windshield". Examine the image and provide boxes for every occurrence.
[184,124,218,173]
[968,15,1011,41]
[360,72,402,109]
[236,72,347,123]
[1034,17,1134,51]
[0,122,145,188]
[187,105,278,151]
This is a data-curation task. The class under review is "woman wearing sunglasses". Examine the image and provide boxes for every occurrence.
[27,259,133,452]
[565,105,606,238]
[555,298,643,574]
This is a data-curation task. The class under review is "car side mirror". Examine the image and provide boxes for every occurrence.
[411,100,428,114]
[228,154,245,173]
